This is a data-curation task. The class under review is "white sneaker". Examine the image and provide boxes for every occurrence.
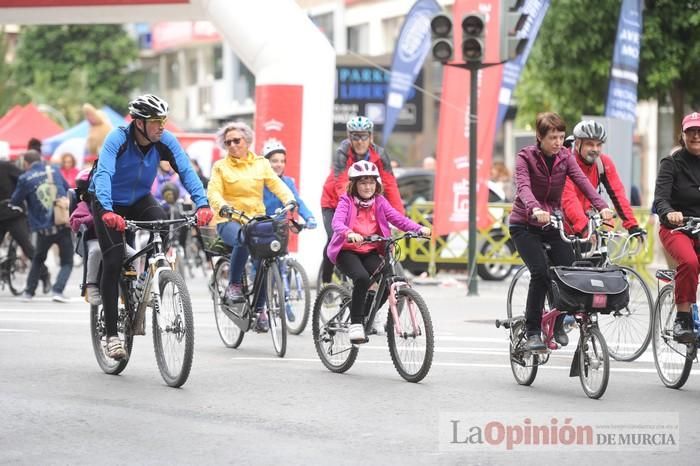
[85,285,102,306]
[348,323,366,343]
[372,308,387,336]
[52,293,70,303]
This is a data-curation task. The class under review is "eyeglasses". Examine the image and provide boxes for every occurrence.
[224,137,244,146]
[350,133,370,142]
[146,117,167,126]
[684,128,700,137]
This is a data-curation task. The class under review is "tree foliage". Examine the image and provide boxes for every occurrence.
[11,25,139,125]
[515,0,700,132]
[0,29,18,116]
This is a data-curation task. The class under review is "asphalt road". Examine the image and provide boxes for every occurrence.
[1,268,698,465]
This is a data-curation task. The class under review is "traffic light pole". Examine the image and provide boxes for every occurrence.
[447,61,503,297]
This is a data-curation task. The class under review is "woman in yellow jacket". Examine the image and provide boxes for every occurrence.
[208,121,295,331]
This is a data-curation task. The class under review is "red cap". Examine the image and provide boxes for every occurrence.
[682,112,700,132]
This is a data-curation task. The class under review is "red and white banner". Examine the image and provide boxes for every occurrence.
[433,0,503,236]
[254,84,304,251]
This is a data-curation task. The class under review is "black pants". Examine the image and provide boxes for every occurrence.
[26,228,73,295]
[93,195,167,337]
[336,250,386,324]
[320,207,335,284]
[0,215,49,288]
[509,224,575,334]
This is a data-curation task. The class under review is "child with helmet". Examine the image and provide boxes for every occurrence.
[326,161,431,344]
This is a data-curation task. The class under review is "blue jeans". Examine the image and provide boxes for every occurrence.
[26,227,73,295]
[217,221,267,309]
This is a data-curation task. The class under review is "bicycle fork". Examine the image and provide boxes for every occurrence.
[387,281,420,337]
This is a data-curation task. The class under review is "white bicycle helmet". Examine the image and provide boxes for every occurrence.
[346,116,374,133]
[128,94,169,119]
[572,120,607,143]
[262,139,286,158]
[348,160,381,183]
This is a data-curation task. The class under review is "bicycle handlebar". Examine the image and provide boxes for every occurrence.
[672,217,700,236]
[220,202,296,223]
[125,216,196,232]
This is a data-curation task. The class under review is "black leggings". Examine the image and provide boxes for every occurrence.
[336,250,386,324]
[320,207,335,283]
[509,225,575,334]
[93,195,167,337]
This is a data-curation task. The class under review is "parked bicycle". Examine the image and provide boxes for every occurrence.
[497,212,625,399]
[652,216,700,389]
[506,215,652,362]
[312,232,434,383]
[88,216,196,388]
[0,235,28,296]
[206,204,295,357]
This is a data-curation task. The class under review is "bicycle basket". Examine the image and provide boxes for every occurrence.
[243,216,289,259]
[550,266,629,314]
[198,226,232,256]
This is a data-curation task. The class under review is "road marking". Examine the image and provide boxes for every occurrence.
[229,356,669,374]
[0,328,39,333]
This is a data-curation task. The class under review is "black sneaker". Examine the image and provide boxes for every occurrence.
[525,334,546,352]
[673,315,694,344]
[554,314,569,347]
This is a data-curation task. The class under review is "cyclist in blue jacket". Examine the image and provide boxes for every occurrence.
[88,94,213,360]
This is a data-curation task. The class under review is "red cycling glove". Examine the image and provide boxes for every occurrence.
[102,211,126,232]
[196,206,214,226]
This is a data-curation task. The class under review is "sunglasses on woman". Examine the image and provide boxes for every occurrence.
[224,137,244,146]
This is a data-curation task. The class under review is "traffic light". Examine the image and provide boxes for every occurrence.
[500,0,529,62]
[430,13,453,63]
[461,13,485,63]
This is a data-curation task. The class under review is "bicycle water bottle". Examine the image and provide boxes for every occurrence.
[563,315,576,333]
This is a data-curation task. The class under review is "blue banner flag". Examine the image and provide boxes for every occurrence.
[496,0,550,130]
[605,0,643,122]
[383,0,441,143]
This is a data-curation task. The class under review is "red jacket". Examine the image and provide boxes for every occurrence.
[321,139,404,214]
[561,153,638,235]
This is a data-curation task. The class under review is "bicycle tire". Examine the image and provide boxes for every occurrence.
[284,258,311,335]
[267,264,287,357]
[6,239,28,296]
[509,319,538,386]
[89,290,134,375]
[212,258,244,348]
[386,287,434,383]
[578,326,610,399]
[312,284,358,373]
[152,269,194,388]
[651,284,694,389]
[506,266,529,320]
[598,266,653,362]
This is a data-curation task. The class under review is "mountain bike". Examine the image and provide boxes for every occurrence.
[89,216,196,388]
[497,213,615,399]
[507,217,651,362]
[207,204,295,357]
[652,216,700,389]
[313,232,434,383]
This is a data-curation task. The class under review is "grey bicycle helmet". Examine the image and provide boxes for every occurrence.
[128,94,169,119]
[572,120,607,143]
[346,116,374,133]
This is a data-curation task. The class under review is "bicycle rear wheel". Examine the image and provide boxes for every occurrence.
[578,326,610,399]
[387,287,434,383]
[598,266,653,362]
[312,284,358,373]
[651,284,694,389]
[506,266,530,320]
[284,258,311,335]
[152,269,194,388]
[509,319,538,385]
[212,258,244,348]
[4,239,29,296]
[266,264,287,357]
[90,291,134,375]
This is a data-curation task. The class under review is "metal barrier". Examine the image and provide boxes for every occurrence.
[401,202,655,284]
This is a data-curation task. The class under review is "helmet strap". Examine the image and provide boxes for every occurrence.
[134,119,156,145]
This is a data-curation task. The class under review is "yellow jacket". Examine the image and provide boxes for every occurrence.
[208,151,294,224]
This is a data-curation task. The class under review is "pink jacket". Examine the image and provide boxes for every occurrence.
[69,201,94,233]
[326,193,422,264]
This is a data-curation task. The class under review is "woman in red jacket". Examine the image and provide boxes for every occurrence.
[509,112,613,352]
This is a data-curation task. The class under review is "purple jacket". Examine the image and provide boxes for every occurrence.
[509,145,608,227]
[327,193,422,264]
[69,201,94,233]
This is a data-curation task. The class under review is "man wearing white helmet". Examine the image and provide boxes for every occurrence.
[319,116,404,285]
[561,119,642,238]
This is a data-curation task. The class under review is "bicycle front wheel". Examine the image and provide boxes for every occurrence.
[152,269,194,388]
[509,319,538,385]
[5,239,29,296]
[267,264,287,357]
[506,266,530,320]
[284,258,311,335]
[212,258,244,348]
[651,284,694,389]
[387,287,434,383]
[578,326,610,399]
[312,284,358,373]
[598,266,653,362]
[90,292,134,375]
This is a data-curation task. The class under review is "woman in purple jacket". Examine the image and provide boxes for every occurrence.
[327,161,431,344]
[510,112,613,352]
